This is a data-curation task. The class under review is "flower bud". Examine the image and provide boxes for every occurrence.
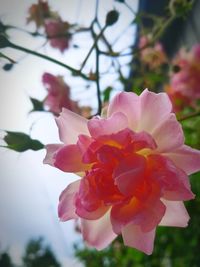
[105,10,119,26]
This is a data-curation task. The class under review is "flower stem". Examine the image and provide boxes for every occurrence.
[80,25,107,71]
[178,110,200,121]
[8,41,90,80]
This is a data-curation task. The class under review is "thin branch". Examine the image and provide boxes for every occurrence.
[95,44,102,115]
[124,1,137,15]
[8,41,90,80]
[178,110,200,122]
[79,24,107,71]
[94,0,102,115]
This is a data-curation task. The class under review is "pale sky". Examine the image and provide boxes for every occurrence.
[0,0,138,266]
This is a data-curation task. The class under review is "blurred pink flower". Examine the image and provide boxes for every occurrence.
[44,89,200,254]
[42,72,79,115]
[164,85,192,113]
[27,0,56,28]
[171,44,200,100]
[44,19,71,52]
[139,36,167,69]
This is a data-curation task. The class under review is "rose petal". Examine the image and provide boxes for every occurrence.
[77,134,93,155]
[58,180,80,221]
[111,197,142,234]
[164,145,200,175]
[159,200,190,227]
[133,199,166,232]
[107,90,172,134]
[76,200,109,220]
[147,154,194,201]
[54,144,89,172]
[107,92,140,130]
[81,210,117,250]
[75,177,109,220]
[138,89,172,133]
[111,192,165,234]
[152,113,184,153]
[113,154,146,196]
[122,224,156,255]
[43,144,63,166]
[88,112,128,139]
[55,108,89,144]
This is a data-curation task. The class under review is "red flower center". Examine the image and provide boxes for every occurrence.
[75,128,193,232]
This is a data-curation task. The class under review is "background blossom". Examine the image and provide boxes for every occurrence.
[170,44,200,101]
[42,72,79,115]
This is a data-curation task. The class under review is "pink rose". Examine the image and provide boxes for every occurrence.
[44,19,71,52]
[164,85,192,113]
[139,36,167,69]
[27,0,50,28]
[171,44,200,100]
[44,89,200,254]
[42,72,79,115]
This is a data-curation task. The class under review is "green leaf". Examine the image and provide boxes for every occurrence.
[30,97,44,112]
[103,86,112,102]
[3,131,44,152]
[0,34,11,49]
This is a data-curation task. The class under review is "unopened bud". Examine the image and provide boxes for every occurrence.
[105,10,119,26]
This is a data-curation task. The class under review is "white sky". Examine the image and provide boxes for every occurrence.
[0,0,138,266]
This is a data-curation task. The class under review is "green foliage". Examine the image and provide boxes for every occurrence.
[181,114,200,149]
[22,238,61,267]
[30,97,44,112]
[0,252,14,267]
[3,131,44,152]
[169,0,194,18]
[0,34,11,48]
[103,87,112,102]
[0,237,61,267]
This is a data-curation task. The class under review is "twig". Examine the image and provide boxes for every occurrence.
[178,110,200,122]
[8,41,90,80]
[79,24,107,71]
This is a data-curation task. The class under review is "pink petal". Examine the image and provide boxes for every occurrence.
[159,200,190,227]
[77,134,93,155]
[76,200,109,220]
[152,113,184,153]
[43,144,63,166]
[54,144,89,172]
[58,180,80,221]
[164,145,200,175]
[138,89,172,133]
[75,177,109,220]
[107,92,140,130]
[110,198,140,234]
[113,154,146,196]
[81,211,117,250]
[133,200,166,232]
[122,224,156,255]
[107,90,172,134]
[111,197,165,234]
[88,112,128,139]
[147,154,194,201]
[55,108,89,144]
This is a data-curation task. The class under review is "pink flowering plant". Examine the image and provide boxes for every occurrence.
[1,0,200,265]
[44,89,200,254]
